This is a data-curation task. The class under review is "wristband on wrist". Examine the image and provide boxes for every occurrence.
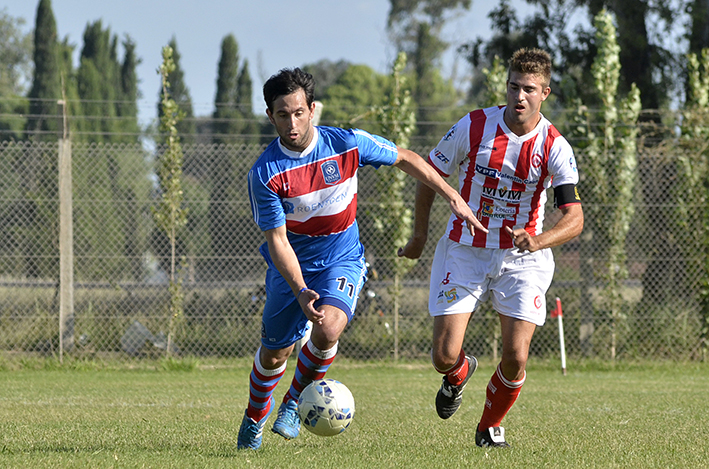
[297,287,307,299]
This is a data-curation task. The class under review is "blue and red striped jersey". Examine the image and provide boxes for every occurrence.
[248,126,398,272]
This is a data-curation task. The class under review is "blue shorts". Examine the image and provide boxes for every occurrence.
[260,254,368,350]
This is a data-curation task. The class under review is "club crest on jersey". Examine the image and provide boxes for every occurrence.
[321,160,341,185]
[532,153,543,168]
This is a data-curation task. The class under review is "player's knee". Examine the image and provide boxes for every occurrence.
[259,346,291,368]
[500,354,527,379]
[431,348,458,373]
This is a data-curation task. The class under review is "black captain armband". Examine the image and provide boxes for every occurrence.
[554,184,581,208]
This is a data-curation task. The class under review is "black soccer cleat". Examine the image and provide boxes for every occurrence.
[475,426,511,448]
[435,355,478,419]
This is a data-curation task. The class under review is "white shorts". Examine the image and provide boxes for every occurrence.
[428,237,555,326]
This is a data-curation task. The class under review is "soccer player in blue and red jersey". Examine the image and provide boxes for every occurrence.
[237,67,486,450]
[399,48,584,448]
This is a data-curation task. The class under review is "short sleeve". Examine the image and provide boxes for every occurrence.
[352,129,398,168]
[428,117,470,177]
[248,165,285,232]
[547,138,579,187]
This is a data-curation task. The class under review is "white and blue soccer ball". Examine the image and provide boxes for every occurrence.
[298,378,355,436]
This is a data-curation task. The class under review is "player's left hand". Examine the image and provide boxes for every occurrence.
[505,226,538,253]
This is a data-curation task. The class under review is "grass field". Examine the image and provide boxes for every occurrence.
[0,358,707,468]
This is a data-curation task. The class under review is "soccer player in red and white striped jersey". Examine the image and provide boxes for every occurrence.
[399,48,584,448]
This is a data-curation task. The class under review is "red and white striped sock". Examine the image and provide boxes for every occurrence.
[478,363,525,431]
[433,349,469,386]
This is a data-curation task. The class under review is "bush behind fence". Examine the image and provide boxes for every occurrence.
[0,139,706,362]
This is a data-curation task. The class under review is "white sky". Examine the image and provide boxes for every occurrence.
[5,0,554,126]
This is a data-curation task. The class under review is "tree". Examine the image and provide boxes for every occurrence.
[117,36,140,142]
[302,59,352,101]
[25,0,61,141]
[212,34,241,144]
[675,48,709,359]
[464,0,686,113]
[688,0,709,54]
[77,20,120,143]
[14,0,61,279]
[387,0,470,145]
[320,64,388,134]
[371,52,417,360]
[237,59,257,142]
[574,10,641,358]
[0,9,32,96]
[157,37,195,144]
[481,55,507,107]
[208,34,248,280]
[155,45,189,355]
[593,0,660,109]
[0,9,32,139]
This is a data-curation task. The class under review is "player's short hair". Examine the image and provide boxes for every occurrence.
[508,48,552,88]
[263,67,315,111]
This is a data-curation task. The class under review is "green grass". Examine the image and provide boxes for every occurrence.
[0,359,707,468]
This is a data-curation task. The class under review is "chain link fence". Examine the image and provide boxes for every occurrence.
[0,136,706,363]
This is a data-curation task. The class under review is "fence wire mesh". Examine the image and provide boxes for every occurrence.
[0,138,706,362]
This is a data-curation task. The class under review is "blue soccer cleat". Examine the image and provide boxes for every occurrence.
[271,399,301,440]
[237,398,274,450]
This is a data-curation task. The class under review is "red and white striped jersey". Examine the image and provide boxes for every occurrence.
[429,106,578,249]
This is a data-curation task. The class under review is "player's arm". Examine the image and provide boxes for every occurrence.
[393,147,486,240]
[263,225,324,324]
[506,186,584,253]
[397,180,437,259]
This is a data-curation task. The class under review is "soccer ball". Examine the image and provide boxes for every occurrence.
[298,378,355,436]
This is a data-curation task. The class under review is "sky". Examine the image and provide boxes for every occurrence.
[5,0,553,126]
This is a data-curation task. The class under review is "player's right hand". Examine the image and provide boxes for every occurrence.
[397,235,427,260]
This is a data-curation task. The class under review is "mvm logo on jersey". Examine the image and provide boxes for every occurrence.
[483,186,522,201]
[321,160,342,185]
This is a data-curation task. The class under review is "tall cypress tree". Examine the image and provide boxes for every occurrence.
[236,59,256,143]
[208,34,242,280]
[17,0,61,278]
[212,34,241,144]
[118,36,140,142]
[25,0,61,140]
[77,20,119,143]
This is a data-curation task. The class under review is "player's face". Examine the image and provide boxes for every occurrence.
[504,71,551,136]
[267,89,316,152]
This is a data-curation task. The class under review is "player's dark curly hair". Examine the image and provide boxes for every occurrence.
[263,67,315,111]
[508,48,552,88]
